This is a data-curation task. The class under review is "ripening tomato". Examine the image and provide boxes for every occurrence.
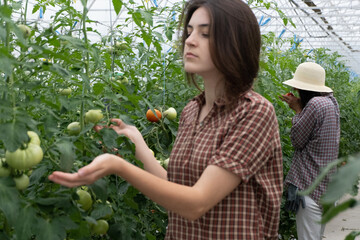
[13,174,30,190]
[146,109,162,122]
[91,219,109,235]
[5,131,43,170]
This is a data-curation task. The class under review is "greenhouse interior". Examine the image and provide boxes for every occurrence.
[1,0,360,239]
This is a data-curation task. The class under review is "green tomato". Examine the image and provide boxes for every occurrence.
[121,76,129,84]
[115,41,128,51]
[59,88,72,95]
[76,189,93,211]
[67,122,81,136]
[163,107,177,120]
[17,24,31,38]
[85,109,104,124]
[27,131,41,145]
[0,159,11,177]
[163,158,169,169]
[5,131,43,170]
[13,174,30,190]
[91,219,109,235]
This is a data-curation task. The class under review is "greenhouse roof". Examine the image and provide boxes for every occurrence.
[252,0,360,77]
[22,0,360,76]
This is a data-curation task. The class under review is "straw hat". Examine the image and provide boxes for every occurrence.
[283,62,333,93]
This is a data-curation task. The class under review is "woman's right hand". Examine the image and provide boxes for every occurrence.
[279,94,302,114]
[94,119,166,178]
[48,153,123,188]
[94,118,143,145]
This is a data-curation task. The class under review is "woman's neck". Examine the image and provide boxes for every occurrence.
[201,73,225,108]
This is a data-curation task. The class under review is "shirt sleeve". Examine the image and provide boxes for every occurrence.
[290,101,318,150]
[208,100,279,183]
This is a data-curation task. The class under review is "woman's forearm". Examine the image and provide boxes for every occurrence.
[114,158,203,220]
[132,138,167,180]
[113,159,241,221]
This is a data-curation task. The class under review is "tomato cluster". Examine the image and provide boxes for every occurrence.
[1,131,44,190]
[75,187,111,236]
[146,107,177,123]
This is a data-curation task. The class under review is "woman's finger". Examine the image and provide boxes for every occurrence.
[48,172,86,187]
[110,118,123,126]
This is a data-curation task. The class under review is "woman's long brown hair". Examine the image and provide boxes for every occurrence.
[180,0,261,103]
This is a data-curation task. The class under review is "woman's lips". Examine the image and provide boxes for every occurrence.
[185,52,197,58]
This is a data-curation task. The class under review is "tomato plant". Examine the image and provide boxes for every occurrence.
[0,0,358,239]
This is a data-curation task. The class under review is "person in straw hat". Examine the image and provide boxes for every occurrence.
[280,62,340,240]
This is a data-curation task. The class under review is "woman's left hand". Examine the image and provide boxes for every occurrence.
[48,153,122,188]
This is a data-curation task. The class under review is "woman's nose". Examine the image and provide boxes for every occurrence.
[185,32,196,47]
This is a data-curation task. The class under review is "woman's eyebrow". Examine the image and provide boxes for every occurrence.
[187,23,210,29]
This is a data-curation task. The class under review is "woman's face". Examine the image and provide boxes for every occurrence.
[183,7,219,78]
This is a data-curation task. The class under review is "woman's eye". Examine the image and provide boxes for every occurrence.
[202,33,209,37]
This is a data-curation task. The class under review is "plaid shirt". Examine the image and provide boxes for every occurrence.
[285,95,340,205]
[165,91,283,240]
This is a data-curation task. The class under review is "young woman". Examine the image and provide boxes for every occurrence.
[49,0,283,239]
[280,62,340,240]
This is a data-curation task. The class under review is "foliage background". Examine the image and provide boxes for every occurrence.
[0,0,359,239]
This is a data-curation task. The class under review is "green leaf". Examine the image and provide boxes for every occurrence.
[112,0,123,15]
[0,49,14,76]
[0,121,28,152]
[34,216,73,240]
[140,9,153,26]
[141,31,152,47]
[132,11,143,27]
[56,140,75,172]
[321,154,360,204]
[36,197,70,206]
[0,178,19,225]
[14,205,38,240]
[345,231,360,240]
[90,178,108,203]
[90,203,112,220]
[299,157,341,197]
[100,128,119,150]
[321,198,357,224]
[32,4,40,14]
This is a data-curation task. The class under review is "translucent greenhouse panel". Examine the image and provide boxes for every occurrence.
[251,0,360,76]
[11,0,360,75]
